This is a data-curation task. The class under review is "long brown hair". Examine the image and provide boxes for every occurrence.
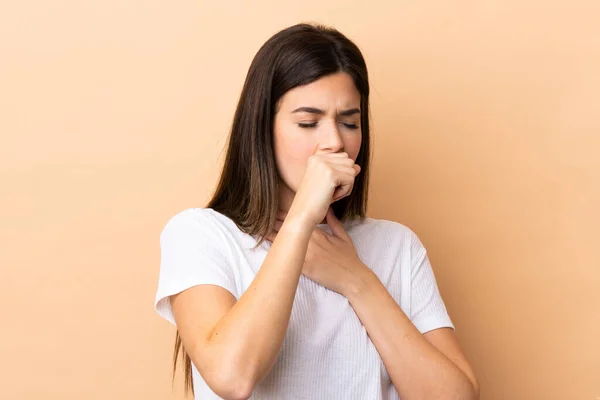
[172,22,373,396]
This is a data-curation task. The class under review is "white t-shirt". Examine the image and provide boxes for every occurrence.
[154,207,455,399]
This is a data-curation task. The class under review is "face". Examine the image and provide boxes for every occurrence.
[273,72,363,212]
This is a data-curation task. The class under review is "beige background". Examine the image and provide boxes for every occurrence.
[1,1,599,399]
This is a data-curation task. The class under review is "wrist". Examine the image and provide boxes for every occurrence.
[280,212,315,237]
[343,264,379,300]
[285,208,318,231]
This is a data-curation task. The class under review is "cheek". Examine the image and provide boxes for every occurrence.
[274,132,315,188]
[345,134,363,161]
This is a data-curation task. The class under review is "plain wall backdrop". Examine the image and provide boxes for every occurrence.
[1,1,599,399]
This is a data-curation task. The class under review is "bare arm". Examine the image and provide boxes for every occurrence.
[170,214,313,400]
[345,267,480,400]
[168,149,358,399]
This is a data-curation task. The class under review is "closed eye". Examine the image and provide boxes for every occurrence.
[298,122,318,128]
[298,122,359,129]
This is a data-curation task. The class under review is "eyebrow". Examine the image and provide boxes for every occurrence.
[291,107,361,117]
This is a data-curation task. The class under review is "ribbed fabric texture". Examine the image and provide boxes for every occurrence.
[154,208,454,399]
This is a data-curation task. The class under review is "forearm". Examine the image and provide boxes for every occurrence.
[206,215,313,388]
[345,268,478,400]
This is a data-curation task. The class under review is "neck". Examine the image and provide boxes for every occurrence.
[278,181,328,225]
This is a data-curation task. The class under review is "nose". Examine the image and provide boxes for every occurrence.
[320,122,344,153]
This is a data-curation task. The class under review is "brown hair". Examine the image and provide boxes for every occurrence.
[172,22,373,396]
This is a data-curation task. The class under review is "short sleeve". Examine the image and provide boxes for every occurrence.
[409,232,455,334]
[154,208,238,326]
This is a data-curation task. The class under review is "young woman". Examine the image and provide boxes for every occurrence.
[154,23,479,400]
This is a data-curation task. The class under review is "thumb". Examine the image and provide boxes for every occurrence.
[326,207,348,239]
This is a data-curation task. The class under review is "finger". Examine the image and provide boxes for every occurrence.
[322,157,355,166]
[331,173,357,202]
[328,165,360,202]
[312,145,348,158]
[326,162,361,183]
[326,207,349,239]
[311,145,346,158]
[328,164,359,176]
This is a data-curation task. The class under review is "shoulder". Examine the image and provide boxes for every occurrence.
[358,216,422,245]
[159,207,221,242]
[355,216,428,262]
